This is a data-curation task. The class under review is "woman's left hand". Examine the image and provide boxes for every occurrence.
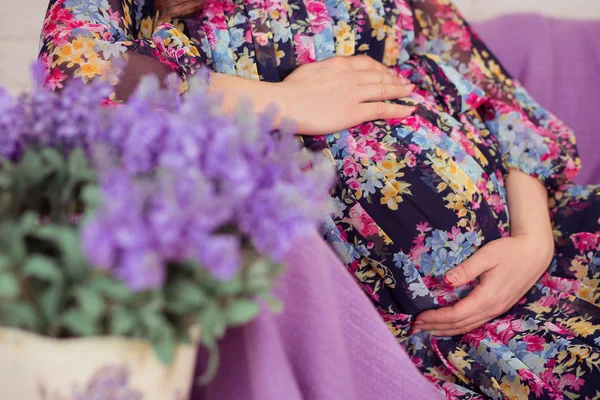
[413,234,554,336]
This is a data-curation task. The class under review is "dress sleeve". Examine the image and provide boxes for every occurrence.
[408,0,580,190]
[39,0,206,100]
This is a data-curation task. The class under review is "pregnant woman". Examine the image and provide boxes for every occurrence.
[40,0,600,397]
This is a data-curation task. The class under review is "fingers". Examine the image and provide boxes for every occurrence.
[414,284,489,329]
[414,311,490,335]
[413,282,509,336]
[357,102,416,122]
[359,82,415,102]
[325,55,410,85]
[356,71,405,86]
[345,55,411,83]
[429,317,493,337]
[348,55,390,74]
[444,246,498,287]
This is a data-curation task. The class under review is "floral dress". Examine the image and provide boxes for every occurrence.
[39,0,600,398]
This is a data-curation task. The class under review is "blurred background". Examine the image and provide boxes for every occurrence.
[0,0,598,182]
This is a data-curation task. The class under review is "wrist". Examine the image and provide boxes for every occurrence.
[209,73,287,118]
[512,231,554,268]
[268,81,300,128]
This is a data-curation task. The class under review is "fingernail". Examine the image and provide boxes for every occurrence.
[413,320,424,326]
[410,106,417,114]
[444,272,458,285]
[406,84,415,91]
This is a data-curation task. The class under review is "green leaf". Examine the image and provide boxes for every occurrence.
[1,162,23,205]
[198,301,226,344]
[0,161,15,177]
[68,148,95,182]
[0,255,12,272]
[19,211,39,233]
[197,344,220,385]
[40,148,68,207]
[139,290,164,311]
[89,275,134,302]
[110,306,136,336]
[138,293,165,332]
[30,224,63,250]
[39,284,64,323]
[57,229,86,277]
[0,171,11,188]
[40,148,66,176]
[245,257,281,292]
[167,280,207,309]
[0,302,38,330]
[62,309,97,336]
[213,274,244,297]
[0,193,13,217]
[75,287,105,318]
[225,299,260,327]
[20,150,46,183]
[150,323,176,365]
[31,225,87,279]
[5,226,26,264]
[31,224,62,240]
[80,184,101,208]
[140,307,163,331]
[68,148,87,174]
[257,290,283,313]
[0,273,20,299]
[164,301,188,315]
[22,255,63,282]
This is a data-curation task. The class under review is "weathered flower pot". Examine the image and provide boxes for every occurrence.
[0,327,196,400]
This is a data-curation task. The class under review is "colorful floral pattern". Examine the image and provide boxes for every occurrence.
[38,365,143,400]
[39,0,205,97]
[39,0,600,398]
[38,364,189,400]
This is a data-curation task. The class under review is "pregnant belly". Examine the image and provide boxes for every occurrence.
[306,97,510,312]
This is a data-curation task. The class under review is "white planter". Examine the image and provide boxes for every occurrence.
[0,327,197,400]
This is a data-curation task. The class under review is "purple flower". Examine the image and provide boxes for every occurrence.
[0,88,22,160]
[80,218,116,269]
[118,248,165,291]
[121,114,168,175]
[193,234,242,280]
[9,68,334,291]
[81,171,167,290]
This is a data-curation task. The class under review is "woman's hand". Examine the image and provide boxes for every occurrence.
[209,55,416,135]
[414,169,555,336]
[413,234,553,336]
[279,55,416,135]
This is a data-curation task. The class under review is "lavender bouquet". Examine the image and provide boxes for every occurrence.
[0,68,333,382]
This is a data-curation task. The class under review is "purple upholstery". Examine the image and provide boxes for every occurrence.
[191,232,442,400]
[472,14,600,184]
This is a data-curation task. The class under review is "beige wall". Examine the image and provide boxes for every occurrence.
[1,0,598,94]
[452,0,600,21]
[0,0,49,94]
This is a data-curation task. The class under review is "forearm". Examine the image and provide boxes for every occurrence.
[208,56,417,135]
[209,73,288,123]
[505,169,554,261]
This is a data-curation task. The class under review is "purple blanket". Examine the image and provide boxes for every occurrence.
[191,233,441,400]
[473,14,600,184]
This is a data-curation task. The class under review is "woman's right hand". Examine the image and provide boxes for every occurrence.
[279,55,416,135]
[209,55,416,136]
